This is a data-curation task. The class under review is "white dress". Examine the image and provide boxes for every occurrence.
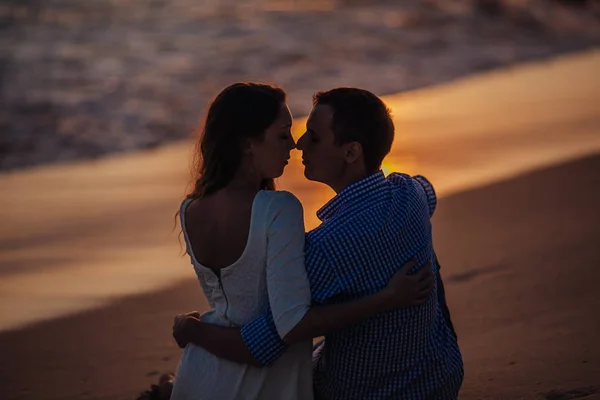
[171,190,314,400]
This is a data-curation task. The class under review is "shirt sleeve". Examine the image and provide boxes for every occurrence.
[240,192,311,367]
[240,308,287,367]
[413,175,437,217]
[305,238,343,305]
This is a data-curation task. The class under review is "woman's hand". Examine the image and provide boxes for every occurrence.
[171,311,262,365]
[173,311,201,348]
[380,259,434,309]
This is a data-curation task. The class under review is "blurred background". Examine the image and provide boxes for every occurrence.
[1,1,599,399]
[1,0,599,170]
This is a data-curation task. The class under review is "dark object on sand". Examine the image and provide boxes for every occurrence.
[136,373,174,400]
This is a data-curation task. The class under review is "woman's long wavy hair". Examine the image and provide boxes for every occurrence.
[187,82,286,200]
[176,83,286,249]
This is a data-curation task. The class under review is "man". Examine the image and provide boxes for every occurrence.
[175,88,463,399]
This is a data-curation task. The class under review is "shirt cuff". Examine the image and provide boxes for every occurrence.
[241,312,287,367]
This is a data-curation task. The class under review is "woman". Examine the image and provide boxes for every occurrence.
[170,83,432,399]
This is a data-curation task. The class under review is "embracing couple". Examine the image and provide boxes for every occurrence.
[170,83,463,399]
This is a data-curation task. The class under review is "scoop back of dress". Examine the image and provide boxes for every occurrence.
[171,190,313,400]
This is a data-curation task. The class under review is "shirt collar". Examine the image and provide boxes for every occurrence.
[317,171,386,221]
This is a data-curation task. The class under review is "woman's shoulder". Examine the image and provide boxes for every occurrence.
[257,190,304,219]
[257,190,302,208]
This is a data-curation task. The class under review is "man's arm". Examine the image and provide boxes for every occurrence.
[171,237,337,367]
[173,258,433,366]
[173,242,339,367]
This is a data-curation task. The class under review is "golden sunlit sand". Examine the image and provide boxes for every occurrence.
[0,50,599,334]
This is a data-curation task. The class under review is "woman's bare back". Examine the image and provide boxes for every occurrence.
[184,190,257,272]
[173,190,313,400]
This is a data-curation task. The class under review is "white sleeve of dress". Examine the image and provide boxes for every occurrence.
[265,191,311,339]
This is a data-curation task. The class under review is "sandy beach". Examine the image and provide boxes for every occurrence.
[1,154,599,400]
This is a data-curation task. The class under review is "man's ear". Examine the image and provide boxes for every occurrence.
[344,142,363,164]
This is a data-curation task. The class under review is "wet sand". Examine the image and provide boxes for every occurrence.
[1,154,599,400]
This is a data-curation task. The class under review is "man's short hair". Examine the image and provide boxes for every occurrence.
[313,88,394,173]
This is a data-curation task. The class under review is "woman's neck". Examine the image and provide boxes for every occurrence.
[226,169,263,193]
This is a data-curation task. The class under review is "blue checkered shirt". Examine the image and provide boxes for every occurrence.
[241,171,464,399]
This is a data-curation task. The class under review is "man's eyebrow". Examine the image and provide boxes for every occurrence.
[280,123,292,129]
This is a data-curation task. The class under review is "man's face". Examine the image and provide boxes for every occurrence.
[296,104,346,186]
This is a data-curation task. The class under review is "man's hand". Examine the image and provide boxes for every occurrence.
[381,259,434,309]
[173,311,201,349]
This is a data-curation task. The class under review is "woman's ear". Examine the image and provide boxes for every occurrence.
[344,141,363,164]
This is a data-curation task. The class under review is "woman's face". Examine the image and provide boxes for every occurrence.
[249,102,295,179]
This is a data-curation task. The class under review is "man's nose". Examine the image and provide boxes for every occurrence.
[296,133,306,150]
